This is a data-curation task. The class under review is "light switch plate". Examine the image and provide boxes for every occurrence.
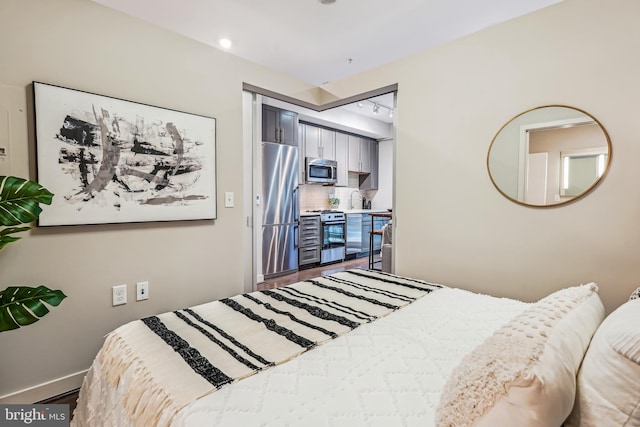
[224,191,234,208]
[136,281,149,301]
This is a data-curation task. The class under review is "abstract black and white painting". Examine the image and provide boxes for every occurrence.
[33,82,216,226]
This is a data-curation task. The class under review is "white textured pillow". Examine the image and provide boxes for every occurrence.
[564,298,640,427]
[435,284,604,427]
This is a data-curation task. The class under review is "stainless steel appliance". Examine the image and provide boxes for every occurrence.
[305,157,337,185]
[320,211,346,264]
[262,142,299,278]
[346,213,363,256]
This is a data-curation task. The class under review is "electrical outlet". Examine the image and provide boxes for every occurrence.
[112,284,127,306]
[136,281,149,301]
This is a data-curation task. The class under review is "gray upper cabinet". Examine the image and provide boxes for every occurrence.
[299,122,377,189]
[303,124,335,160]
[348,135,371,173]
[359,140,379,190]
[262,105,298,146]
[335,132,348,187]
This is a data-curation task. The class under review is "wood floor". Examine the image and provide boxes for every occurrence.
[257,256,370,290]
[45,257,370,416]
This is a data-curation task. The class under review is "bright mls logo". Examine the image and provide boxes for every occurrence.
[0,405,69,426]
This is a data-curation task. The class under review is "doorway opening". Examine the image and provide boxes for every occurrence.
[242,86,397,293]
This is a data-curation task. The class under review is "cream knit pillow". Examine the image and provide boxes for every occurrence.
[565,298,640,427]
[435,284,604,427]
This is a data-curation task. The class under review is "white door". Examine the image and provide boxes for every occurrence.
[525,152,548,205]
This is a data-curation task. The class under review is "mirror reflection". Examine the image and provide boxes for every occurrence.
[487,105,611,207]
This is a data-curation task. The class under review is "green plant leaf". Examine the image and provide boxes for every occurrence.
[0,226,32,250]
[0,286,67,332]
[0,176,54,227]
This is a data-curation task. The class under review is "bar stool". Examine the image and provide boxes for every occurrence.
[368,212,392,270]
[369,229,384,270]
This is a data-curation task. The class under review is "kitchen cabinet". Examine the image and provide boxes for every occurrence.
[358,140,379,190]
[262,105,298,145]
[302,123,335,160]
[299,215,321,267]
[334,131,348,187]
[348,135,372,173]
[299,124,376,189]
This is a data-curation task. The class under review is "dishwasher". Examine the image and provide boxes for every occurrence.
[346,214,363,256]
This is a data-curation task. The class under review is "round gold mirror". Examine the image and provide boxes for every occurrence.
[487,105,611,207]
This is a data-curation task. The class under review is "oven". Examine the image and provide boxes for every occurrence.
[320,211,346,264]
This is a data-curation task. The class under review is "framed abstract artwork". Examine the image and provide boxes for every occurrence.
[33,82,217,226]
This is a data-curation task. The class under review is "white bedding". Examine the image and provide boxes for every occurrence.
[72,272,530,427]
[173,287,528,426]
[72,271,529,426]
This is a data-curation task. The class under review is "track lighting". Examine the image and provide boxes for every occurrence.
[355,99,393,118]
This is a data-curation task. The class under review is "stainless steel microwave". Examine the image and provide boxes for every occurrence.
[305,157,337,185]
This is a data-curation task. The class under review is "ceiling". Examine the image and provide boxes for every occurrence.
[92,0,561,87]
[91,0,560,126]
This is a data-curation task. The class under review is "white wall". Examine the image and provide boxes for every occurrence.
[0,0,315,402]
[322,0,640,315]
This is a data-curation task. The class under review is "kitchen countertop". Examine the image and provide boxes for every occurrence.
[299,209,391,216]
[343,209,391,214]
[299,211,322,217]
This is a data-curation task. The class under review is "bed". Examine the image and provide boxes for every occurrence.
[71,269,626,426]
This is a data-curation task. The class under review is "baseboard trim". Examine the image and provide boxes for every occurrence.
[36,388,80,404]
[0,370,87,404]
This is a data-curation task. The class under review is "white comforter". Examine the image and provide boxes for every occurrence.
[72,272,528,426]
[175,287,527,426]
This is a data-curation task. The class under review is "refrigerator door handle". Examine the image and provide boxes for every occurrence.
[294,224,299,249]
[293,186,299,221]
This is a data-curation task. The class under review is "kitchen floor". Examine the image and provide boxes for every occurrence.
[257,257,370,290]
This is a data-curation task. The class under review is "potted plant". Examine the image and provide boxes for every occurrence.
[0,175,66,332]
[328,195,340,210]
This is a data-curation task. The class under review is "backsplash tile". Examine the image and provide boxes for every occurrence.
[299,180,377,212]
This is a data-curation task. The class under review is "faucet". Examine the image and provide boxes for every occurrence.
[350,190,362,209]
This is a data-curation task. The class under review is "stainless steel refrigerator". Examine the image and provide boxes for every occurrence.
[262,142,299,278]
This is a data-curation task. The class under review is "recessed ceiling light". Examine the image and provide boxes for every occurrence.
[319,0,336,4]
[219,38,232,49]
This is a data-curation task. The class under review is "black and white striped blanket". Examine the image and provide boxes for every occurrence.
[84,269,442,426]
